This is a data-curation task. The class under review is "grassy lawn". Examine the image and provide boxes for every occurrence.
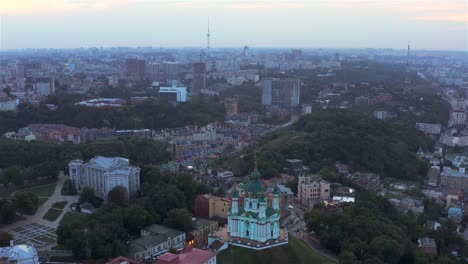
[15,183,56,197]
[60,211,89,225]
[35,235,56,244]
[52,201,68,209]
[43,208,63,222]
[217,236,335,264]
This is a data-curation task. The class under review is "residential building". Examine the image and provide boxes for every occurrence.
[427,166,440,187]
[192,63,206,95]
[194,194,231,220]
[262,78,301,108]
[0,97,19,111]
[224,97,239,116]
[189,218,218,246]
[297,174,330,208]
[130,224,186,260]
[415,123,442,135]
[302,104,312,115]
[126,59,146,81]
[159,86,188,102]
[440,167,468,190]
[0,241,39,264]
[156,246,216,264]
[68,156,141,200]
[34,77,55,96]
[417,238,437,255]
[451,110,466,125]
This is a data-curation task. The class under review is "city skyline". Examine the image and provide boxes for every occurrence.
[0,0,467,51]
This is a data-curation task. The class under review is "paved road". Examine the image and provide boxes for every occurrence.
[1,173,79,232]
[284,201,339,263]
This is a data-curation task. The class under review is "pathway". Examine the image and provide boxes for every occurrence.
[1,173,79,232]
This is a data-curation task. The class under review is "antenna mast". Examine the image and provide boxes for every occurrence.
[405,41,411,86]
[207,17,211,51]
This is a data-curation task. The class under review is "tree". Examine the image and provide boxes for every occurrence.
[61,179,77,195]
[163,208,192,232]
[79,186,96,204]
[12,192,38,215]
[0,231,12,247]
[107,186,128,206]
[0,199,16,224]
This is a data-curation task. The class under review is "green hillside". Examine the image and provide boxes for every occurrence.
[218,235,335,264]
[222,110,432,181]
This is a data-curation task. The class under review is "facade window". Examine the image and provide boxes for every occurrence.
[246,229,249,237]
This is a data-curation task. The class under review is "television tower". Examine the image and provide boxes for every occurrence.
[405,41,411,86]
[207,17,211,51]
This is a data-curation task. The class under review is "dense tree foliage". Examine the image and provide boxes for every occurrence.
[61,179,77,195]
[12,192,39,215]
[0,137,169,189]
[0,231,12,246]
[107,186,128,206]
[163,208,193,232]
[224,110,431,181]
[0,199,16,224]
[306,188,468,264]
[0,96,224,133]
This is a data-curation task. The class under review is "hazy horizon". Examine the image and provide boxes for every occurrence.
[0,0,467,51]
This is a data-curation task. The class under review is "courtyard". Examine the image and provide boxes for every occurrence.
[10,223,57,248]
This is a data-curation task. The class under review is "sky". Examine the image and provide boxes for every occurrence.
[0,0,467,50]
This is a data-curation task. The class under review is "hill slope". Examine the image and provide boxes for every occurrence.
[217,235,335,264]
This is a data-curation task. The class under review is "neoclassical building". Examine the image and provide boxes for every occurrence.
[227,163,281,244]
[69,156,140,200]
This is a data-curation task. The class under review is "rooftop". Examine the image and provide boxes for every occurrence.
[89,156,130,169]
[142,224,185,239]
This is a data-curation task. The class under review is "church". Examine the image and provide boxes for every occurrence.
[226,162,287,248]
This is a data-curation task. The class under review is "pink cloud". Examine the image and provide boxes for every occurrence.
[415,14,468,22]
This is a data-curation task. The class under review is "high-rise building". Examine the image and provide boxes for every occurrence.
[34,77,55,96]
[69,156,141,200]
[224,97,239,116]
[262,78,301,108]
[126,59,146,81]
[191,63,206,95]
[147,62,181,84]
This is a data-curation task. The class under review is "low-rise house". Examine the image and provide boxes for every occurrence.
[79,202,96,214]
[130,225,186,260]
[418,237,437,255]
[427,166,440,187]
[156,246,216,264]
[194,194,231,221]
[189,218,218,246]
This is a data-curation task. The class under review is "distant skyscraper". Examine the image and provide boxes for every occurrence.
[262,78,301,108]
[191,62,206,95]
[147,62,180,84]
[126,59,146,81]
